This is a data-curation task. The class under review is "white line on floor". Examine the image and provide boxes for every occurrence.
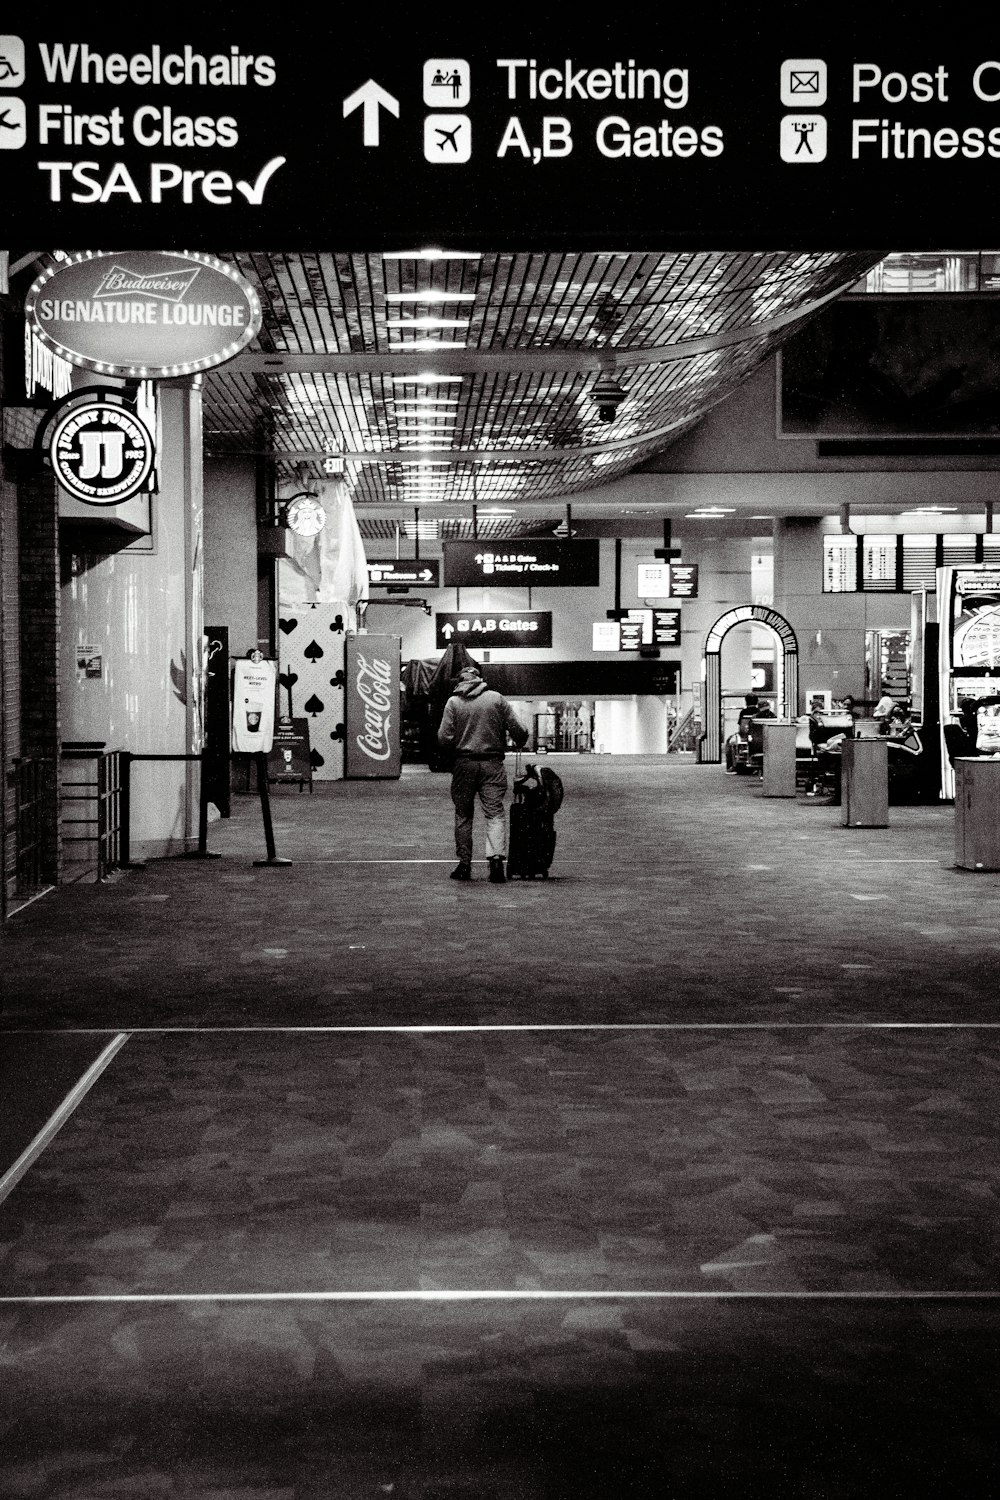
[0,1289,998,1305]
[0,1033,129,1207]
[4,1023,1000,1036]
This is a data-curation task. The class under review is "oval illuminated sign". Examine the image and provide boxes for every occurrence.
[25,250,261,378]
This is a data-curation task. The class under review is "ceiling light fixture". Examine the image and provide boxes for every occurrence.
[686,507,736,517]
[386,317,470,329]
[382,249,481,260]
[385,292,476,303]
[388,339,468,350]
[391,373,463,385]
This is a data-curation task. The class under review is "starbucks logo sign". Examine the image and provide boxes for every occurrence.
[50,400,155,506]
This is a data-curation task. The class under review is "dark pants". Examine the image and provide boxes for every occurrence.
[451,758,508,863]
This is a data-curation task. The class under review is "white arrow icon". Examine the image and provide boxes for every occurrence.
[343,80,400,146]
[421,569,433,581]
[441,622,454,639]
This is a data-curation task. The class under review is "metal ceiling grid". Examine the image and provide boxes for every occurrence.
[203,249,884,509]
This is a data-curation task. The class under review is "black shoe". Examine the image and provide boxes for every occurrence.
[488,857,506,884]
[450,862,472,881]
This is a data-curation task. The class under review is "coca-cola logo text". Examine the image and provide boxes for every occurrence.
[354,652,392,761]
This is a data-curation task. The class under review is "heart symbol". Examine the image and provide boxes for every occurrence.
[310,749,325,768]
[304,694,325,716]
[304,640,324,661]
[329,670,345,689]
[278,671,298,691]
[330,723,345,742]
[278,617,298,636]
[330,616,345,634]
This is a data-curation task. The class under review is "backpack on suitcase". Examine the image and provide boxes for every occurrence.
[507,762,563,880]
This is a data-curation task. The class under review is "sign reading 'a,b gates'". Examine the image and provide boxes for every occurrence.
[25,251,262,377]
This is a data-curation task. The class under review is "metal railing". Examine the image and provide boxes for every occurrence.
[59,747,123,883]
[667,707,698,753]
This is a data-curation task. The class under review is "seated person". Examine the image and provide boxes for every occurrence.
[725,693,775,772]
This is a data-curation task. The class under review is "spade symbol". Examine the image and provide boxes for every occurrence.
[310,749,325,768]
[329,669,346,689]
[330,723,345,742]
[330,616,345,634]
[278,617,298,636]
[304,694,325,716]
[304,640,324,661]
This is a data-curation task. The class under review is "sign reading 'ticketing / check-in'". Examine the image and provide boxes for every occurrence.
[443,540,600,588]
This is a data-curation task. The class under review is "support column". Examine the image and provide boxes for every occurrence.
[60,378,204,860]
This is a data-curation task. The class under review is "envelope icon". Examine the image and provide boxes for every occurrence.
[780,58,827,107]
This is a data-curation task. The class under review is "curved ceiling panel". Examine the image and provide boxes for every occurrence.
[203,249,884,506]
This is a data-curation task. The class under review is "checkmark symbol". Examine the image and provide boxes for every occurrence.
[236,155,286,205]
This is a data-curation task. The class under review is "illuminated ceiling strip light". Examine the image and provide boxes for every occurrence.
[385,318,470,330]
[390,374,463,384]
[390,399,461,407]
[388,339,468,350]
[385,292,476,303]
[381,249,482,260]
[687,507,736,516]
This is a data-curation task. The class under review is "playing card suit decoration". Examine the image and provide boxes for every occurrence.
[330,616,345,634]
[304,694,325,716]
[278,618,298,636]
[278,671,298,691]
[330,723,345,741]
[310,749,325,768]
[329,669,345,689]
[304,640,324,661]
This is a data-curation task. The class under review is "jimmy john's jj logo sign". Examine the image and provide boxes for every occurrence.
[25,250,261,378]
[50,400,155,506]
[344,635,401,780]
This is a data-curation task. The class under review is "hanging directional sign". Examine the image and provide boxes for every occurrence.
[2,13,999,246]
[367,560,439,587]
[436,611,552,648]
[443,540,599,588]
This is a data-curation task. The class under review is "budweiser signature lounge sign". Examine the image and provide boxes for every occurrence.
[344,635,401,780]
[25,251,262,378]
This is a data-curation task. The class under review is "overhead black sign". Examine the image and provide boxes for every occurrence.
[443,540,600,588]
[368,560,439,587]
[653,609,682,646]
[484,660,680,697]
[436,611,552,648]
[1,15,996,246]
[666,565,699,599]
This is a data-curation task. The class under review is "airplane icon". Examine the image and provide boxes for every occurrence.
[434,123,462,152]
[0,98,26,148]
[424,113,471,164]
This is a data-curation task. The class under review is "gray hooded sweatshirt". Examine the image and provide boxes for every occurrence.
[437,674,528,759]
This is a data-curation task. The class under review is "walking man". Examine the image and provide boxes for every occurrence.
[438,665,528,883]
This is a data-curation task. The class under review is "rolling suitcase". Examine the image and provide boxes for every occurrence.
[507,761,563,879]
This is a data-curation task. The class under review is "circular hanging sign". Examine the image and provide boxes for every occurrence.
[50,400,155,506]
[25,250,261,378]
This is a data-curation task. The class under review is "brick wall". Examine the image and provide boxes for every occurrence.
[13,459,61,886]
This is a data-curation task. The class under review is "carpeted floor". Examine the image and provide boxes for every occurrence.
[2,758,999,1496]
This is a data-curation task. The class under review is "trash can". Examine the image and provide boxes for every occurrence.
[954,756,1000,870]
[841,736,888,828]
[761,720,798,798]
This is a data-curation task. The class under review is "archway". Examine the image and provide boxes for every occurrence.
[698,606,799,763]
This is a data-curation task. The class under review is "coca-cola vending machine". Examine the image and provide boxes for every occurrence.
[344,635,402,779]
